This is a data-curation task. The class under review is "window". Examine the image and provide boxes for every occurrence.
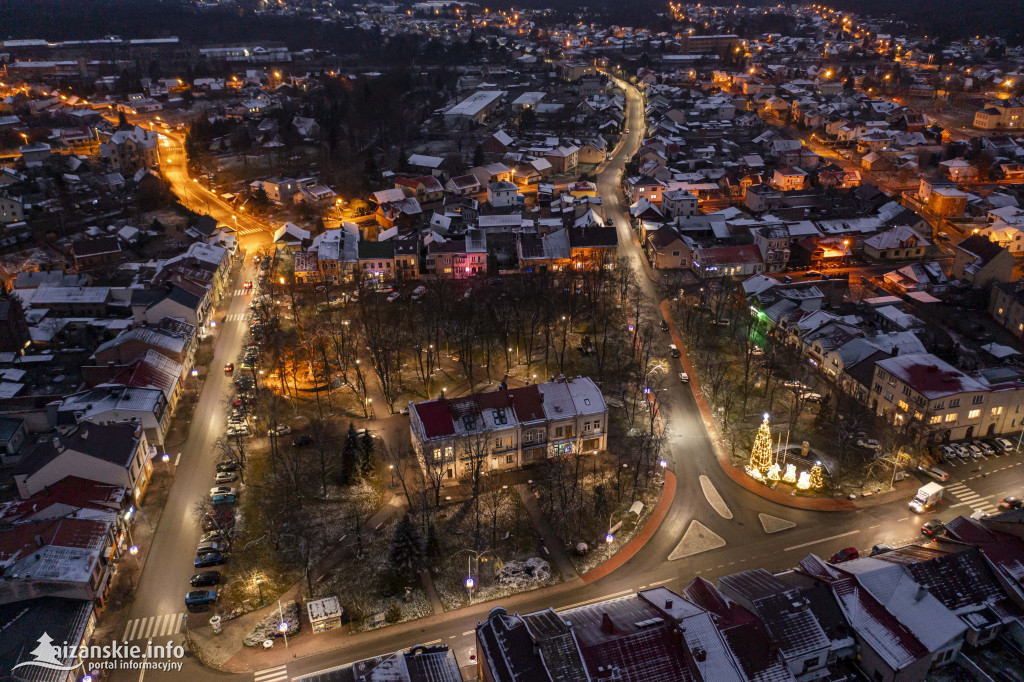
[992,406,1004,416]
[897,400,909,412]
[874,383,882,394]
[945,413,957,422]
[495,438,502,448]
[884,392,894,402]
[524,432,532,443]
[902,386,912,397]
[969,409,981,419]
[583,422,591,433]
[565,426,573,438]
[972,395,984,405]
[877,369,887,380]
[555,427,563,438]
[593,420,601,430]
[929,416,942,424]
[506,455,514,464]
[934,401,944,410]
[950,399,960,408]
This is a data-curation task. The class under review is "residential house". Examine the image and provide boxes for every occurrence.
[661,190,698,220]
[745,184,782,213]
[486,181,519,208]
[973,99,1024,130]
[939,158,977,182]
[0,297,29,352]
[395,176,445,203]
[927,187,968,217]
[692,244,765,278]
[952,235,1021,287]
[13,422,151,503]
[445,174,482,197]
[52,385,170,448]
[427,230,487,278]
[357,240,396,282]
[771,167,808,192]
[646,226,689,269]
[99,126,159,173]
[863,226,930,261]
[72,236,122,270]
[131,285,210,328]
[544,145,579,175]
[0,194,24,223]
[753,225,792,272]
[0,416,27,466]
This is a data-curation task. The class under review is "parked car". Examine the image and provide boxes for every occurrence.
[994,438,1015,453]
[669,344,680,358]
[410,286,428,301]
[917,466,950,483]
[190,571,221,587]
[782,380,805,389]
[210,486,237,497]
[964,443,984,460]
[804,270,822,277]
[184,589,218,606]
[267,424,292,437]
[998,497,1023,510]
[936,445,957,462]
[197,541,226,555]
[227,425,250,437]
[216,461,239,473]
[224,363,234,374]
[799,392,823,403]
[856,438,881,451]
[292,435,313,447]
[920,519,946,538]
[215,472,238,484]
[952,444,972,461]
[870,543,895,557]
[829,547,859,563]
[202,514,233,533]
[200,531,227,544]
[386,291,401,303]
[193,553,226,568]
[211,493,237,507]
[679,372,689,383]
[976,441,996,457]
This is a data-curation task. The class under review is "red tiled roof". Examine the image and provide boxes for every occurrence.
[414,399,455,439]
[698,244,764,267]
[0,476,124,522]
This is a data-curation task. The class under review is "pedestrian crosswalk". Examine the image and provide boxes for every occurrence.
[945,482,999,516]
[231,289,252,297]
[255,665,289,682]
[224,312,248,322]
[122,612,186,641]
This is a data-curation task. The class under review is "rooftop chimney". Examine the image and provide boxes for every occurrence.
[693,647,706,662]
[52,437,64,452]
[601,612,614,635]
[665,599,673,609]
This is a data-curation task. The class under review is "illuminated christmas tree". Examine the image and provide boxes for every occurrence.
[809,462,824,489]
[748,413,774,475]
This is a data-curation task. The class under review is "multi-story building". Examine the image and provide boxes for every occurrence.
[973,99,1024,130]
[408,377,607,485]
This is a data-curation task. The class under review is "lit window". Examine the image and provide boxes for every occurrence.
[945,413,957,422]
[992,406,1004,416]
[929,416,942,424]
[968,409,981,419]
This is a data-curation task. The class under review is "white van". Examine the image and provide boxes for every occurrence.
[411,285,427,301]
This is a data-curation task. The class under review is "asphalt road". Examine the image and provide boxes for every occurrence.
[111,80,1024,682]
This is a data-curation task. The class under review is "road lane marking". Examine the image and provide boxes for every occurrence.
[699,475,733,519]
[254,665,288,682]
[784,530,859,552]
[556,589,633,612]
[462,630,474,636]
[650,578,674,587]
[174,452,181,466]
[422,639,441,646]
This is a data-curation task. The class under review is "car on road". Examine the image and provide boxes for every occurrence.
[782,380,805,389]
[999,497,1023,510]
[215,471,238,484]
[669,344,680,358]
[211,493,237,507]
[193,553,226,568]
[210,486,237,497]
[679,372,689,383]
[224,363,234,373]
[268,424,292,437]
[994,438,1014,453]
[920,519,946,538]
[292,434,313,447]
[216,461,239,473]
[660,320,669,332]
[386,291,402,303]
[804,270,822,277]
[184,589,218,606]
[917,466,950,483]
[829,547,859,563]
[190,571,221,587]
[244,281,253,290]
[870,543,895,556]
[799,391,823,403]
[855,438,881,451]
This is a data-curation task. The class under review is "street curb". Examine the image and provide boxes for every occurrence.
[581,470,677,584]
[658,300,856,512]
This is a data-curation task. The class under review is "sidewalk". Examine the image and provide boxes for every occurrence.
[515,484,578,580]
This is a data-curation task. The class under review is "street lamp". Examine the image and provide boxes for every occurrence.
[278,621,289,647]
[388,464,395,486]
[129,544,140,569]
[161,452,170,474]
[255,577,263,603]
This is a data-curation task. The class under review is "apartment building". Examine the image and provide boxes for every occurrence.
[408,377,607,485]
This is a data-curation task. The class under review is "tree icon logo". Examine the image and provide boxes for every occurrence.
[12,632,81,672]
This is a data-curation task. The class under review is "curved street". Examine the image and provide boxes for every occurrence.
[113,78,1024,682]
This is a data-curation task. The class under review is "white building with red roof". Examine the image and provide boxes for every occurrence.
[408,377,607,484]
